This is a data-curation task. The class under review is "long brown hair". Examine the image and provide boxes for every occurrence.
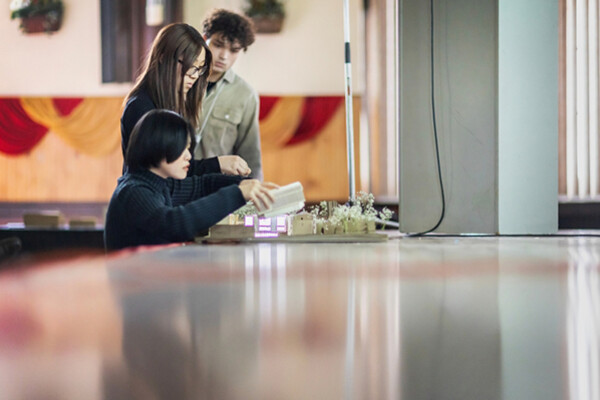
[125,23,212,131]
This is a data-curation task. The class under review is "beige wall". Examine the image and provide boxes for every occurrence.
[186,0,364,95]
[0,0,364,96]
[0,0,130,96]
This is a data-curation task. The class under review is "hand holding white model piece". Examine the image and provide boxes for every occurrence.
[239,180,277,211]
[260,181,305,218]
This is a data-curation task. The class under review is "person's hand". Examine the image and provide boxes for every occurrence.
[238,180,279,211]
[218,155,251,176]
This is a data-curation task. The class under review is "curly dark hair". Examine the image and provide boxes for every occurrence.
[202,9,256,51]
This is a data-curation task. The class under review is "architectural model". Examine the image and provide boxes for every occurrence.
[206,190,392,240]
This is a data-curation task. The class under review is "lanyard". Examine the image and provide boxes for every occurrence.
[196,80,226,148]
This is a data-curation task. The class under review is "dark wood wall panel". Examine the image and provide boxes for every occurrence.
[101,0,182,83]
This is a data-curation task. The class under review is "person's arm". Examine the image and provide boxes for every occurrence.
[187,157,221,176]
[168,173,244,206]
[122,182,246,243]
[233,92,263,181]
[188,154,252,177]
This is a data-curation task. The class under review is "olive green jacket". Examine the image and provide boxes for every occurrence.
[194,68,263,180]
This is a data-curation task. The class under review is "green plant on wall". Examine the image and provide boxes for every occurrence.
[9,0,63,20]
[9,0,64,34]
[244,0,285,18]
[244,0,285,33]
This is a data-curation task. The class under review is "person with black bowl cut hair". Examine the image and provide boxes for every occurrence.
[105,110,277,251]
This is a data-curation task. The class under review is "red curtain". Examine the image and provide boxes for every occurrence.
[0,95,343,156]
[287,96,344,146]
[0,98,48,155]
[53,98,83,116]
[259,96,280,120]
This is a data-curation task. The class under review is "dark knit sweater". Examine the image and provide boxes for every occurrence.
[120,89,220,175]
[104,169,245,251]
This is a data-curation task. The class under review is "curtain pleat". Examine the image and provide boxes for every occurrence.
[286,97,344,146]
[0,95,339,158]
[258,96,305,149]
[0,98,48,155]
[20,97,123,157]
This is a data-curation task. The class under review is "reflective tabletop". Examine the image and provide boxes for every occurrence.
[0,234,598,399]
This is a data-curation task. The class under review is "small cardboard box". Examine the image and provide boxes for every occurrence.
[23,211,65,228]
[209,224,255,239]
[69,216,98,228]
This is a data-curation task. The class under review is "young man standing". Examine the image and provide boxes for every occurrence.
[196,9,263,180]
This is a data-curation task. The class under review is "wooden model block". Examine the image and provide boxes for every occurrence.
[23,211,65,228]
[325,201,339,219]
[347,219,367,234]
[209,224,255,239]
[287,213,314,236]
[69,216,98,228]
[316,220,340,235]
[366,220,376,233]
[217,214,243,225]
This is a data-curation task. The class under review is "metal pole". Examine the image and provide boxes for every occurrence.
[343,0,356,199]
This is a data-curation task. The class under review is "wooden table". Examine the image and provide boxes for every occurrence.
[0,233,596,399]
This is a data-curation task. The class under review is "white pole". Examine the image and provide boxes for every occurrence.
[343,0,356,199]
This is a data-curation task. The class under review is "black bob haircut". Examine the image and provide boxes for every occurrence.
[125,109,195,172]
[202,9,256,51]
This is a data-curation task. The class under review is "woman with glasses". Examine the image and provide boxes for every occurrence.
[121,23,251,177]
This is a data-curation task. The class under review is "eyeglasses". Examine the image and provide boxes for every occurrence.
[178,60,208,79]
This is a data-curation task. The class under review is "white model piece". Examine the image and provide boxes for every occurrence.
[261,181,305,218]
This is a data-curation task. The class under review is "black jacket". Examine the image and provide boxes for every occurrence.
[120,89,220,175]
[104,169,245,251]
